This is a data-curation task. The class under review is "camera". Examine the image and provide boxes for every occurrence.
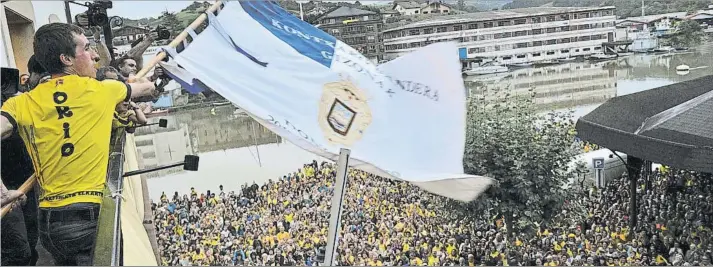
[85,1,112,27]
[153,25,171,40]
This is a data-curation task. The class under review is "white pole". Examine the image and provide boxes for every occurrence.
[323,148,350,266]
[299,2,305,21]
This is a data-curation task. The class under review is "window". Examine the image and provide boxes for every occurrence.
[367,35,375,41]
[503,32,512,38]
[559,38,571,43]
[503,56,512,60]
[532,17,542,23]
[561,26,570,32]
[514,30,527,37]
[575,49,580,52]
[363,16,370,21]
[409,29,420,36]
[423,28,433,34]
[594,47,601,50]
[516,42,528,48]
[366,25,375,31]
[467,23,478,29]
[135,139,154,146]
[468,48,477,54]
[331,29,340,35]
[516,54,526,58]
[546,27,557,33]
[453,25,463,31]
[546,16,556,22]
[498,20,510,27]
[494,45,501,51]
[546,51,555,55]
[583,48,591,51]
[560,14,569,20]
[579,35,591,41]
[483,22,494,28]
[546,39,557,45]
[422,11,429,14]
[437,26,447,33]
[578,12,590,19]
[561,49,570,53]
[532,29,542,35]
[532,41,543,46]
[415,10,419,13]
[532,52,541,57]
[409,42,420,48]
[514,18,527,25]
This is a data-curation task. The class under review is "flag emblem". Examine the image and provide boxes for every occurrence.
[319,79,372,147]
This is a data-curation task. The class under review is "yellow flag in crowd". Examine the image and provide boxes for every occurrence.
[656,255,668,265]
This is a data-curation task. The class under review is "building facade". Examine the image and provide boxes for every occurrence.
[382,6,617,67]
[392,0,453,16]
[316,6,384,63]
[1,1,36,73]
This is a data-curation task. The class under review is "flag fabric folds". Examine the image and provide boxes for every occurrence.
[159,1,493,201]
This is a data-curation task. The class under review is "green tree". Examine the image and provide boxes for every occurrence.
[671,20,705,47]
[463,85,581,236]
[159,11,182,38]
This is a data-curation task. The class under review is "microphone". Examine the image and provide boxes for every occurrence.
[122,155,199,177]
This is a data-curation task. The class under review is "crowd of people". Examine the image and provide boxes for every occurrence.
[153,161,712,266]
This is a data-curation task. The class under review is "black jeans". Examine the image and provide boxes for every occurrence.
[38,203,100,266]
[1,204,32,266]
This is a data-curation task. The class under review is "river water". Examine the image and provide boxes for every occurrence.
[143,44,713,201]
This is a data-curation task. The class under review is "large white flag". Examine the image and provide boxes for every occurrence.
[160,1,493,201]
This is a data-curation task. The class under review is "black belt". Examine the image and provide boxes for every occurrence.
[40,204,100,223]
[40,190,103,202]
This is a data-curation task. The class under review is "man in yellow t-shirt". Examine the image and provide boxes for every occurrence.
[0,23,155,266]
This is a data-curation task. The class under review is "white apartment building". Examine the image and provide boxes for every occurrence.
[382,6,617,67]
[464,61,618,111]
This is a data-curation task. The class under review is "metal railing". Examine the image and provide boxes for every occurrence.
[93,128,127,266]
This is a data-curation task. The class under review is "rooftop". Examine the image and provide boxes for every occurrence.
[394,1,425,9]
[318,6,377,20]
[383,6,616,32]
[617,12,688,24]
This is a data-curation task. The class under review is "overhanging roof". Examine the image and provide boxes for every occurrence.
[576,75,713,173]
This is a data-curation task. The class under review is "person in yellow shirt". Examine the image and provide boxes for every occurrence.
[0,23,156,266]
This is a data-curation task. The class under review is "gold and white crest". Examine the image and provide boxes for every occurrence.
[318,76,373,147]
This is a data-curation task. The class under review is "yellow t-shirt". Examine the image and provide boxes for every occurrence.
[1,75,129,208]
[112,110,136,128]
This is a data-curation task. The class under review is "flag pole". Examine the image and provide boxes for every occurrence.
[323,148,350,266]
[1,175,36,218]
[134,0,223,79]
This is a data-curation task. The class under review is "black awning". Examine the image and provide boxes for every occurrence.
[575,75,713,173]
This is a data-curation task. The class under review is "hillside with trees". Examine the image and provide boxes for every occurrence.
[503,0,712,18]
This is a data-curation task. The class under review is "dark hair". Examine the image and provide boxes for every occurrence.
[96,66,119,81]
[33,23,85,74]
[27,55,46,75]
[111,56,134,70]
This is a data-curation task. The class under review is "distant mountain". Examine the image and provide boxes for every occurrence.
[502,0,711,18]
[119,1,212,30]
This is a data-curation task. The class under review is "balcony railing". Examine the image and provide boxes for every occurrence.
[92,128,126,266]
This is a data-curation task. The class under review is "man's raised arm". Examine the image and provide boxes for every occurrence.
[127,78,157,100]
[126,32,158,70]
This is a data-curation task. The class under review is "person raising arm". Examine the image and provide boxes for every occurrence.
[0,23,155,266]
